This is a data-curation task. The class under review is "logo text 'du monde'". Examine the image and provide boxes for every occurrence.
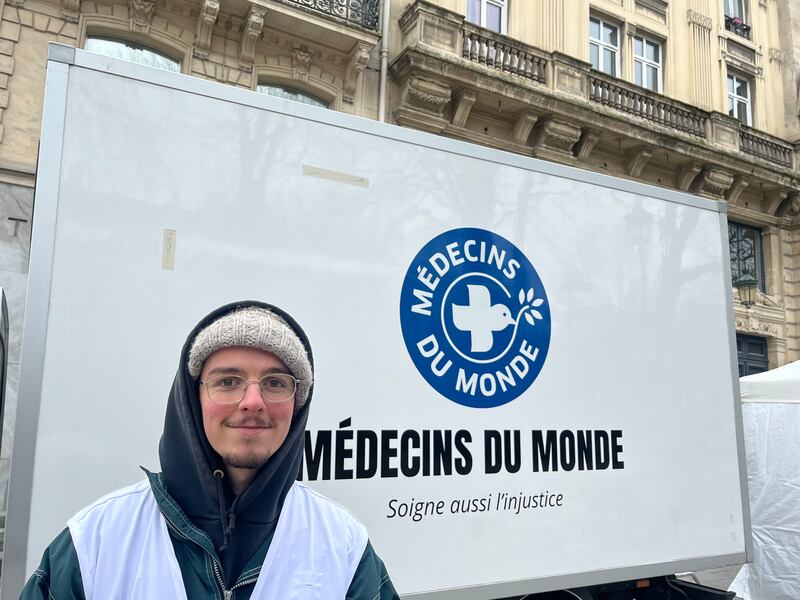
[400,228,551,408]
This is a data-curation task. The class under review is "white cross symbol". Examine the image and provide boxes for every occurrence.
[452,284,515,353]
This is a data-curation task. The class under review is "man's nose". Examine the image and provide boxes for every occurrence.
[239,382,265,410]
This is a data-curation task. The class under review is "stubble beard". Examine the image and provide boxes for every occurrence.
[222,447,274,470]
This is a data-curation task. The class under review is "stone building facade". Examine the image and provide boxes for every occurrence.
[0,0,798,506]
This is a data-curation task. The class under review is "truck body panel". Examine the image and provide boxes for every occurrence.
[0,47,751,599]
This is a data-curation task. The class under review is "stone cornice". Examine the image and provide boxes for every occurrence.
[390,47,799,192]
[635,0,668,17]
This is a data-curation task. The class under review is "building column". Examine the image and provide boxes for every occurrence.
[687,4,714,110]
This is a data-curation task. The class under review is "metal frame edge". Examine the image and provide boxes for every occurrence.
[719,211,754,564]
[13,46,748,598]
[66,46,721,215]
[404,552,747,599]
[0,59,70,600]
[47,42,76,65]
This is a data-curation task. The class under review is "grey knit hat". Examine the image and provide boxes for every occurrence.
[187,306,313,407]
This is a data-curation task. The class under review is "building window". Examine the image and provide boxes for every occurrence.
[84,37,181,72]
[589,17,619,77]
[724,0,751,39]
[727,73,752,125]
[467,0,507,34]
[633,35,662,92]
[729,221,765,292]
[256,84,329,108]
[737,334,768,376]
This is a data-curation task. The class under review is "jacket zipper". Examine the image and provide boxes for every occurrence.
[158,507,246,600]
[223,574,261,599]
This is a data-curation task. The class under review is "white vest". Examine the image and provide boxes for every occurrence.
[67,479,368,600]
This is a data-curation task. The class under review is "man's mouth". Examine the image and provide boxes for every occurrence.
[226,420,271,431]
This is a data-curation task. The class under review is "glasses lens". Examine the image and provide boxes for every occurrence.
[206,376,246,404]
[259,374,296,402]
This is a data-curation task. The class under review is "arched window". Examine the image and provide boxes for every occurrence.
[84,37,181,73]
[256,83,329,108]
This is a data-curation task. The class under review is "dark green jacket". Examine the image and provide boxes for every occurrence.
[22,302,399,600]
[21,471,398,600]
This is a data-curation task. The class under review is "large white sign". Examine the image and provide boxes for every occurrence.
[2,50,749,599]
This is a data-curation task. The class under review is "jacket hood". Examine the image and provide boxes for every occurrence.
[158,300,314,572]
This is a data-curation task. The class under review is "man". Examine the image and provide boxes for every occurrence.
[22,301,399,599]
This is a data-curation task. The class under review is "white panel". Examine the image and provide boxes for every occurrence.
[19,62,745,597]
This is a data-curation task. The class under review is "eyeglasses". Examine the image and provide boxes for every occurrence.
[201,374,299,405]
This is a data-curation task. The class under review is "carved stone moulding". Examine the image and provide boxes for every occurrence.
[775,192,800,218]
[194,0,219,57]
[401,75,451,115]
[635,0,668,24]
[735,314,783,339]
[239,5,267,67]
[726,175,749,205]
[627,146,652,177]
[687,9,712,31]
[678,161,702,191]
[450,88,477,128]
[343,42,372,104]
[63,0,81,23]
[722,57,761,79]
[130,0,156,33]
[530,117,581,163]
[393,75,452,134]
[574,128,599,162]
[512,110,538,146]
[764,188,800,217]
[291,46,313,82]
[690,167,734,200]
[769,48,785,64]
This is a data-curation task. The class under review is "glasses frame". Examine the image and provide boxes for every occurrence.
[200,373,300,405]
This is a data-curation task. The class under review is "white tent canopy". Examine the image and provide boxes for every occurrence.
[739,359,800,403]
[729,360,800,600]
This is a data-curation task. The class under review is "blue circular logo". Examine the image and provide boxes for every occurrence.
[400,228,551,408]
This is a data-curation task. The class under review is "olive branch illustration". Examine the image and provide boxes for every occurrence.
[517,288,545,326]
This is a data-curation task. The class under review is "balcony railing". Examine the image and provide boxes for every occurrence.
[724,15,752,40]
[461,22,548,84]
[740,128,793,167]
[589,73,707,137]
[279,0,380,30]
[399,2,798,174]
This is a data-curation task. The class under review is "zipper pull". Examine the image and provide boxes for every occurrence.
[224,590,233,600]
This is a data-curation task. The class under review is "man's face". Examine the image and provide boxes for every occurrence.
[199,346,294,474]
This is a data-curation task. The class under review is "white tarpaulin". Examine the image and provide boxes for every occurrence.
[730,360,800,600]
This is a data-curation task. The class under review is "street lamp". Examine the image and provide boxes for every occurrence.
[736,273,758,308]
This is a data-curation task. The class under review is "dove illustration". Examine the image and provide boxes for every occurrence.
[452,284,516,353]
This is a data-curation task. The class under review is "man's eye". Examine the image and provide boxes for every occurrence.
[214,377,243,390]
[262,376,288,389]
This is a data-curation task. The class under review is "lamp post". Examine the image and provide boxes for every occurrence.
[736,273,758,308]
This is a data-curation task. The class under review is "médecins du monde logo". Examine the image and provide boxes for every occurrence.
[400,228,551,409]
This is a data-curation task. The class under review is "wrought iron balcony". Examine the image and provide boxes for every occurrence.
[277,0,380,31]
[724,15,752,40]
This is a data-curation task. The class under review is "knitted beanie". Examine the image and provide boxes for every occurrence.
[187,306,313,408]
